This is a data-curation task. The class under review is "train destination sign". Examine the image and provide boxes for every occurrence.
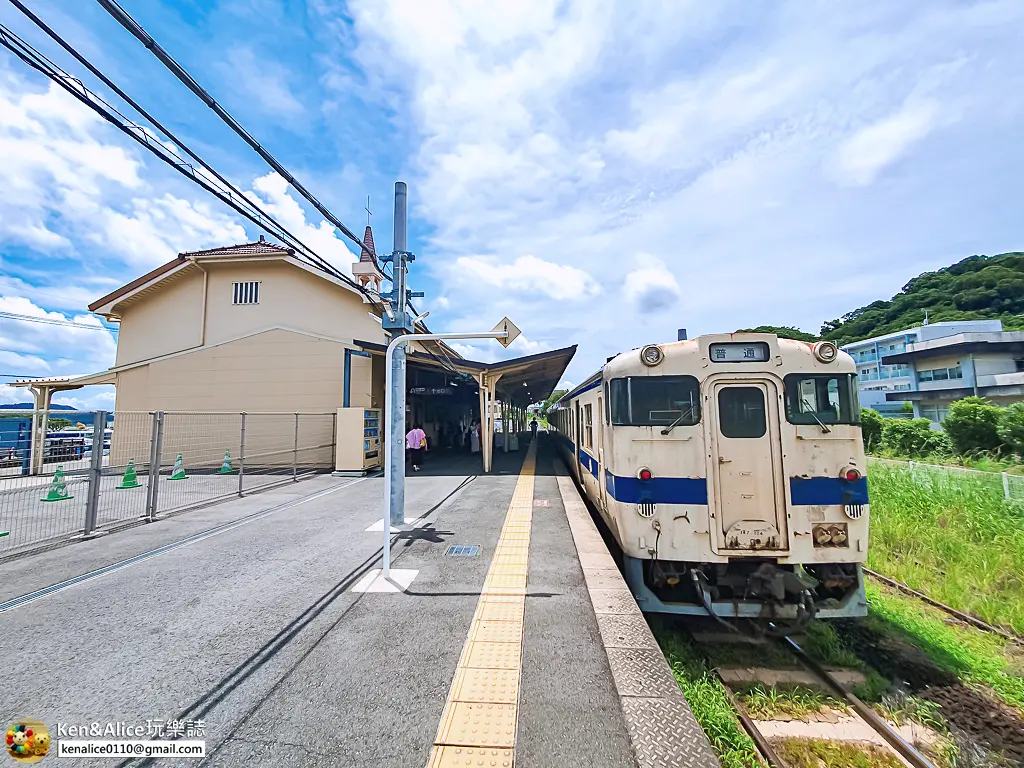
[409,387,453,396]
[709,342,770,362]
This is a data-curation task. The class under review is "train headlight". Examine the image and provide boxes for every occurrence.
[828,525,848,545]
[637,467,653,481]
[812,341,839,363]
[640,345,664,367]
[812,523,849,547]
[841,467,862,482]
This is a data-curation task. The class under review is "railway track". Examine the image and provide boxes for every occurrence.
[863,566,1024,646]
[699,632,939,768]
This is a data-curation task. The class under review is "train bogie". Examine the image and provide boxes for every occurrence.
[550,333,869,633]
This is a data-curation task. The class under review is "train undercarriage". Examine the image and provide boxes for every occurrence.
[625,557,867,636]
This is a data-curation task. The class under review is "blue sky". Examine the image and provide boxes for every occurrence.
[1,0,1023,407]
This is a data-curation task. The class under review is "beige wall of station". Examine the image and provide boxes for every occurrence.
[113,261,385,368]
[107,260,388,467]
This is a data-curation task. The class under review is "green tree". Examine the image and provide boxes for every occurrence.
[860,408,884,452]
[47,417,72,430]
[880,418,951,457]
[540,389,568,418]
[997,402,1024,456]
[734,325,819,342]
[942,396,1003,456]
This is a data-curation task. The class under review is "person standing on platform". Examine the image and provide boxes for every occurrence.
[470,421,481,455]
[406,424,427,472]
[530,417,539,441]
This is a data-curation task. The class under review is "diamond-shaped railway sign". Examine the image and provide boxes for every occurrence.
[491,317,521,348]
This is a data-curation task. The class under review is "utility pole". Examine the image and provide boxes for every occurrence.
[379,182,423,527]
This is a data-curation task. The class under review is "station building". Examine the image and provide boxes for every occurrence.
[13,231,573,473]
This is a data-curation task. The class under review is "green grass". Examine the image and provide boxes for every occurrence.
[774,738,905,768]
[866,462,1024,635]
[737,683,845,720]
[866,583,1024,715]
[652,622,761,768]
[797,622,891,702]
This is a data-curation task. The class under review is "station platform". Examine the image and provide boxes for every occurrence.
[0,436,718,767]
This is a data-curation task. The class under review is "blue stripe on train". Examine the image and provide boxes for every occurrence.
[578,449,599,479]
[605,474,709,505]
[789,476,868,505]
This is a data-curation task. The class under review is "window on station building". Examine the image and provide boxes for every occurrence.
[918,365,963,382]
[608,376,701,426]
[584,404,593,449]
[232,281,260,305]
[920,405,950,423]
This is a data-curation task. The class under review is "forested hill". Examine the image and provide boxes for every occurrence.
[820,253,1024,346]
[737,253,1024,346]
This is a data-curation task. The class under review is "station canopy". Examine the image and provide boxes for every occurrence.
[354,340,577,407]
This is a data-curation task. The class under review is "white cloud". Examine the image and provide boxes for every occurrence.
[223,47,306,117]
[332,0,1024,385]
[0,74,247,270]
[832,100,941,186]
[0,296,117,372]
[448,255,600,301]
[248,172,357,272]
[623,254,681,314]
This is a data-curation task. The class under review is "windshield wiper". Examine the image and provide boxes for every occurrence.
[801,399,832,434]
[661,410,689,435]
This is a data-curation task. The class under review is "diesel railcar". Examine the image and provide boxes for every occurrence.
[550,333,868,634]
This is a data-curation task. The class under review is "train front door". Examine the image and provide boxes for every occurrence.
[709,381,788,552]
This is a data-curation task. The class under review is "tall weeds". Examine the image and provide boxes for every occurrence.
[867,463,1024,634]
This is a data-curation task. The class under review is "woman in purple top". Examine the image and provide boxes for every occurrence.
[406,425,427,471]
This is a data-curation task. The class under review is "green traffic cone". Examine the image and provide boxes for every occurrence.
[168,453,187,481]
[116,458,141,489]
[216,450,234,474]
[41,465,73,502]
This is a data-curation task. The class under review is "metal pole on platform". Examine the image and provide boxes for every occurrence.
[386,182,409,532]
[382,330,509,578]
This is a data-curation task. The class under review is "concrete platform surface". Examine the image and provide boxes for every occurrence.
[0,438,712,767]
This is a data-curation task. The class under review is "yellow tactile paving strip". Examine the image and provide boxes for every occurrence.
[426,442,536,768]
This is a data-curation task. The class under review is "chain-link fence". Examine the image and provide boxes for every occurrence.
[868,456,1024,501]
[0,411,336,561]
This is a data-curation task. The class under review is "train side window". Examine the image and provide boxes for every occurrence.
[584,404,593,449]
[718,386,767,438]
[609,376,701,426]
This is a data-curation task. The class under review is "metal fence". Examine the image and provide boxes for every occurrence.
[868,456,1024,501]
[0,411,336,561]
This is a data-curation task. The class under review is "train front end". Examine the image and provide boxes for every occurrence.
[603,333,868,633]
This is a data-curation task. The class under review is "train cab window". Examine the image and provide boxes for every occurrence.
[609,376,701,426]
[784,373,860,425]
[718,386,767,438]
[584,404,593,448]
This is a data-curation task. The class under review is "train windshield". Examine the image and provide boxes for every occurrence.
[609,376,701,426]
[784,373,860,425]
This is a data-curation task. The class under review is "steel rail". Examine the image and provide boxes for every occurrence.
[863,567,1023,646]
[711,667,785,768]
[782,636,938,768]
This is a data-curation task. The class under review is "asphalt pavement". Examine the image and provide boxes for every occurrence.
[0,440,641,768]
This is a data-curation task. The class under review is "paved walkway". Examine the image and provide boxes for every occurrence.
[0,438,713,767]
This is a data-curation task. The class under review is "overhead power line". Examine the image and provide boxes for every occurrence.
[95,0,374,259]
[1,5,357,288]
[0,310,118,333]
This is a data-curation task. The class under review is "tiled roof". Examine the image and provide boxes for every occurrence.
[181,237,294,258]
[359,226,377,264]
